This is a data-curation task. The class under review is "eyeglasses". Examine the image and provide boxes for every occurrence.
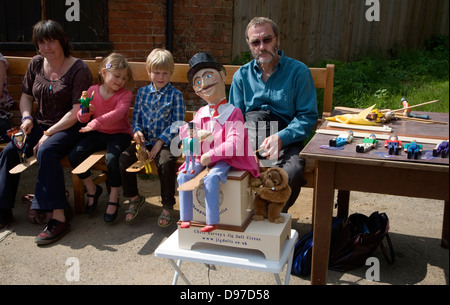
[249,35,275,48]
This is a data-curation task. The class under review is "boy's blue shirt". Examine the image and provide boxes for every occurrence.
[229,50,318,146]
[132,82,186,146]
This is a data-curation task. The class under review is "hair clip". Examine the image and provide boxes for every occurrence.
[105,62,112,69]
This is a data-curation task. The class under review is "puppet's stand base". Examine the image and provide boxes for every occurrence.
[177,213,291,261]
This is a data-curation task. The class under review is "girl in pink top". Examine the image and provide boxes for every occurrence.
[68,53,134,222]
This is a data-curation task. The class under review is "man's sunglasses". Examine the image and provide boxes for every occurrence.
[249,35,275,48]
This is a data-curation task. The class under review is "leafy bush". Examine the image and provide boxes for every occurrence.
[319,42,449,113]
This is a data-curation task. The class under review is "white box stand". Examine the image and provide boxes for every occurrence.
[191,170,253,230]
[178,213,292,261]
[155,229,299,285]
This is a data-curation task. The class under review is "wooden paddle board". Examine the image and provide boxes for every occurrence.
[126,160,147,173]
[71,150,106,175]
[9,156,38,174]
[177,168,209,191]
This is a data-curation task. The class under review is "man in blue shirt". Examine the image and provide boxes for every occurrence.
[229,17,318,212]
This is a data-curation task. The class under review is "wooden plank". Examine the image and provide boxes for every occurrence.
[71,150,106,175]
[327,121,392,132]
[177,168,209,192]
[9,156,37,174]
[316,128,446,145]
[126,160,151,173]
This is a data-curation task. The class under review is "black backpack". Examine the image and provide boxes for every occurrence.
[291,217,343,277]
[291,212,395,277]
[329,211,395,272]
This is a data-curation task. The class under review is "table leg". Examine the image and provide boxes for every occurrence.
[311,161,336,285]
[168,259,192,285]
[442,200,449,249]
[274,274,282,285]
[283,242,295,285]
[336,190,350,219]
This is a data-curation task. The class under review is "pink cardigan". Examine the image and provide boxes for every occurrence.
[179,102,260,178]
[77,85,133,136]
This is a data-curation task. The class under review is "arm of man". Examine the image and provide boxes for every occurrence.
[276,67,318,147]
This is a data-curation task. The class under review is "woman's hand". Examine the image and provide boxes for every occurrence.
[20,118,34,135]
[33,134,50,156]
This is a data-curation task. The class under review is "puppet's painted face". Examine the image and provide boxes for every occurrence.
[192,68,226,104]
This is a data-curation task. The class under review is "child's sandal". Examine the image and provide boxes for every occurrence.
[124,195,145,222]
[158,207,173,228]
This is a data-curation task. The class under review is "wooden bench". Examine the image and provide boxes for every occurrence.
[2,55,334,215]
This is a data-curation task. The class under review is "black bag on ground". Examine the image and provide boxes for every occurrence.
[291,217,344,277]
[328,211,395,272]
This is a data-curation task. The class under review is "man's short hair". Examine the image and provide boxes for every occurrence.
[245,17,279,41]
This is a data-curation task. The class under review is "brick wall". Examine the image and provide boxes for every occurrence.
[4,0,234,110]
[108,0,234,109]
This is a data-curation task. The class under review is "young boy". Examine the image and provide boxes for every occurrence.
[119,49,185,226]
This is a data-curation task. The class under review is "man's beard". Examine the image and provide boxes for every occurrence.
[253,47,279,65]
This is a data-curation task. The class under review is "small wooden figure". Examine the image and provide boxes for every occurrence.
[12,131,27,163]
[433,140,449,158]
[384,134,402,155]
[404,140,423,159]
[356,134,378,153]
[136,143,152,174]
[329,130,354,147]
[79,90,94,114]
[181,122,200,174]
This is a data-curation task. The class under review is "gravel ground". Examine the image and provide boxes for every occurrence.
[0,166,448,285]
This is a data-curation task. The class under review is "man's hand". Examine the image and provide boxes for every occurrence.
[259,134,282,160]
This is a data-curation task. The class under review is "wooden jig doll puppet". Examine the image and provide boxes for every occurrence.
[79,90,94,114]
[12,131,27,162]
[177,53,259,233]
[181,122,199,174]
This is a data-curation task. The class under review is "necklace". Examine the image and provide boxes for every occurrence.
[48,57,66,92]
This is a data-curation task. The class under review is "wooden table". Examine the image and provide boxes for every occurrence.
[300,111,449,285]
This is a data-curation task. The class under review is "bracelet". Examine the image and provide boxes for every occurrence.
[21,116,33,123]
[43,130,53,137]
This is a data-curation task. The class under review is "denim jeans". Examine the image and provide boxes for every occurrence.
[0,122,83,210]
[68,131,132,187]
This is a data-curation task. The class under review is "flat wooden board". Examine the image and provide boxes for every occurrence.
[177,168,209,191]
[71,150,106,175]
[9,156,38,174]
[126,160,150,173]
